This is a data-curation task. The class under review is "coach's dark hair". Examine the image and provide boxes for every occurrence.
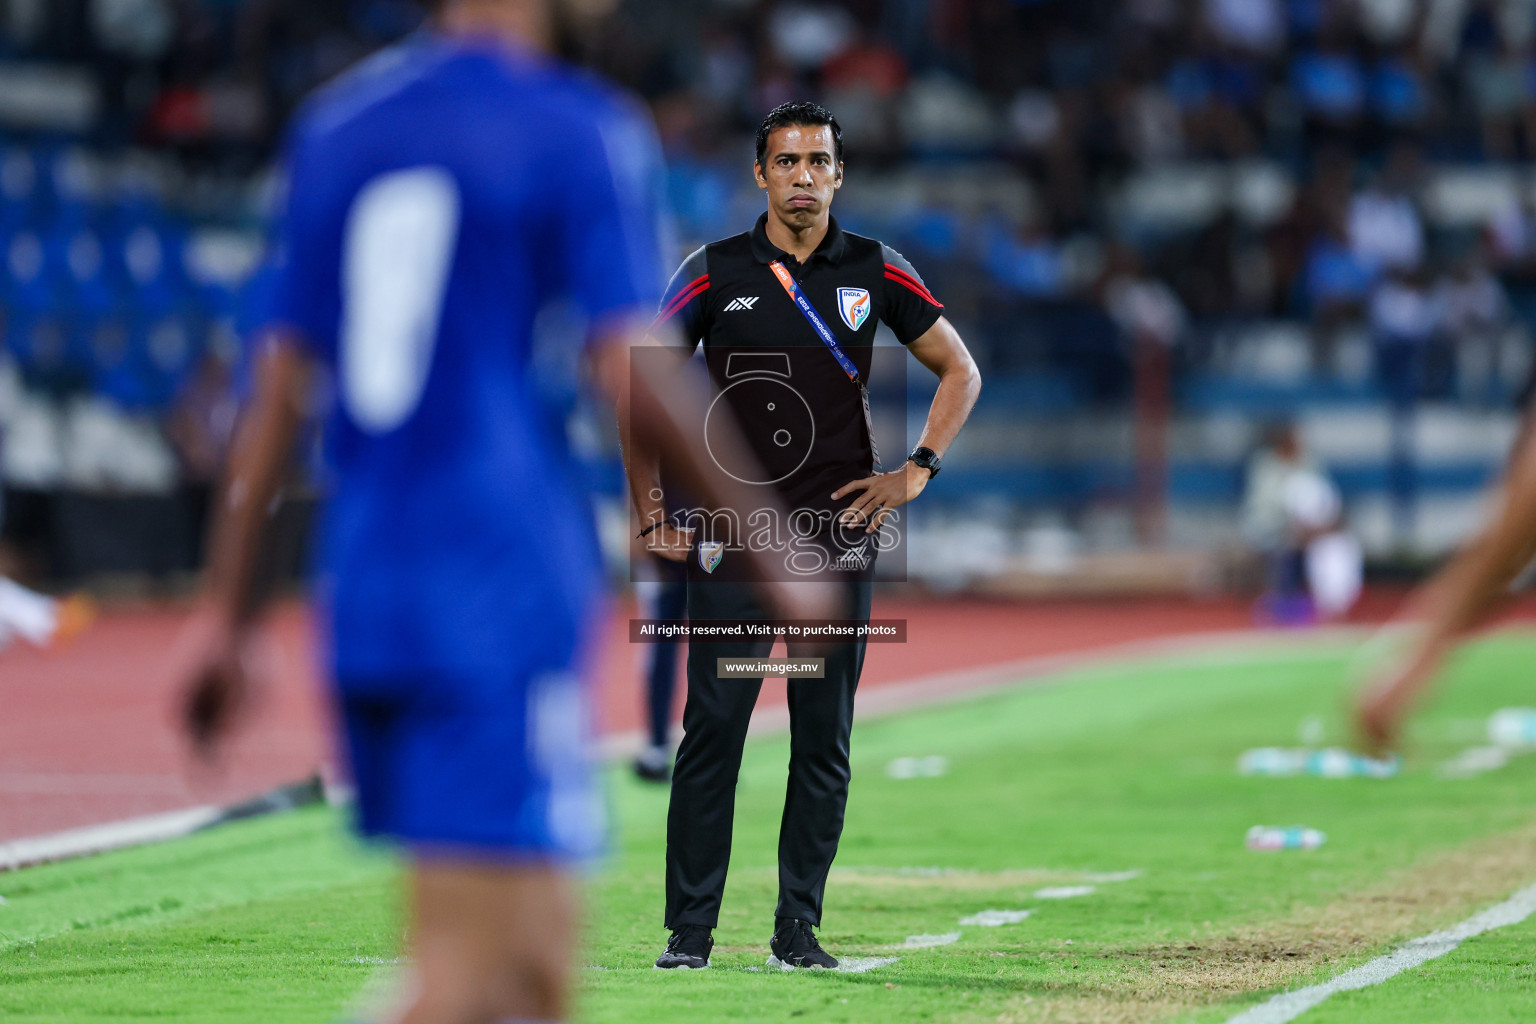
[755,101,843,171]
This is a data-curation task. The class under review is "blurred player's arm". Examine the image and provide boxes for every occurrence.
[618,250,708,562]
[1356,416,1536,751]
[613,332,692,563]
[176,334,310,754]
[835,315,981,532]
[592,320,835,618]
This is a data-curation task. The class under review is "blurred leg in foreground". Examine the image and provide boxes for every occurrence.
[397,865,577,1024]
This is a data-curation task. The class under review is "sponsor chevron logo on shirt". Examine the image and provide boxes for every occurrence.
[723,296,760,311]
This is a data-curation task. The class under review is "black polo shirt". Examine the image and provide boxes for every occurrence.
[655,213,944,527]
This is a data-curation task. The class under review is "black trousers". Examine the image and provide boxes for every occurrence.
[664,571,872,929]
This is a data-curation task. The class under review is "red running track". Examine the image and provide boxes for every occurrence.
[2,589,1532,842]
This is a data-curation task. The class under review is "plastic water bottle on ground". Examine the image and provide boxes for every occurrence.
[1239,748,1305,775]
[1246,825,1326,851]
[1488,709,1536,749]
[1305,748,1401,778]
[1239,747,1399,777]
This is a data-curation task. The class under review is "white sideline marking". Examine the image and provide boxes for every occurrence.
[1035,885,1095,899]
[900,932,961,948]
[0,805,221,871]
[960,909,1033,926]
[1083,870,1143,883]
[1222,880,1536,1024]
[838,956,899,973]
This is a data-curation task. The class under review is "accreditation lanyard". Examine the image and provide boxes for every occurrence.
[767,259,882,473]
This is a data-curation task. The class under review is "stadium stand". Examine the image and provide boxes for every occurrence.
[2,0,1535,581]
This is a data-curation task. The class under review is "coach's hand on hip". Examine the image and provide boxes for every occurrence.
[646,523,695,562]
[833,461,930,533]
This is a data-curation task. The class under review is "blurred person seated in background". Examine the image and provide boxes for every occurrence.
[1372,264,1451,547]
[165,346,241,571]
[1348,142,1425,279]
[0,357,95,652]
[0,575,93,654]
[1300,180,1374,374]
[1243,421,1363,624]
[1436,242,1513,408]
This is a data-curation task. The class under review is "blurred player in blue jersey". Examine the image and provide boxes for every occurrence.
[169,1,826,1021]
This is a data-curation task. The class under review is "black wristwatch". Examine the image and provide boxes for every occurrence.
[907,446,942,479]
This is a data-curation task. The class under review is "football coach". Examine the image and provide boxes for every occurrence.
[624,100,981,971]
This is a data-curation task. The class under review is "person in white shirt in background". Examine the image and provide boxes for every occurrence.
[0,575,92,653]
[0,355,94,654]
[1436,245,1513,408]
[1348,142,1426,277]
[1243,421,1363,624]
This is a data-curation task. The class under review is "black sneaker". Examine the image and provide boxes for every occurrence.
[767,918,838,970]
[632,746,671,784]
[654,925,712,969]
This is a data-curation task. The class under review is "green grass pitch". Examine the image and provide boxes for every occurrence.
[4,632,1536,1023]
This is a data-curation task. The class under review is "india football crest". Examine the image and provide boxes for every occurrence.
[837,287,871,331]
[698,541,725,574]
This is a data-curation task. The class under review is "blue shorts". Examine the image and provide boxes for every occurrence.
[334,670,604,861]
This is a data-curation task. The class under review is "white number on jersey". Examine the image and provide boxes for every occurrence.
[339,166,460,434]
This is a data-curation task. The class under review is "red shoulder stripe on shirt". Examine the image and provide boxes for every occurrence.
[657,274,709,322]
[883,264,942,307]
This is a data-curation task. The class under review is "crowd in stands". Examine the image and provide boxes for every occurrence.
[0,0,1534,526]
[599,0,1536,404]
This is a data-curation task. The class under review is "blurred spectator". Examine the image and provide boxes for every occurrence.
[1115,64,1186,167]
[90,0,175,61]
[822,30,906,159]
[1303,213,1374,372]
[1104,253,1188,351]
[1204,0,1285,55]
[1243,421,1362,623]
[1372,267,1449,402]
[1347,143,1425,275]
[1464,37,1534,158]
[1368,50,1429,130]
[1372,266,1449,544]
[768,2,856,73]
[900,72,998,154]
[165,345,238,567]
[985,218,1068,300]
[1437,245,1513,405]
[1291,22,1367,133]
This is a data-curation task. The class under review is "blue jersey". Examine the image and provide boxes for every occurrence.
[267,33,664,685]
